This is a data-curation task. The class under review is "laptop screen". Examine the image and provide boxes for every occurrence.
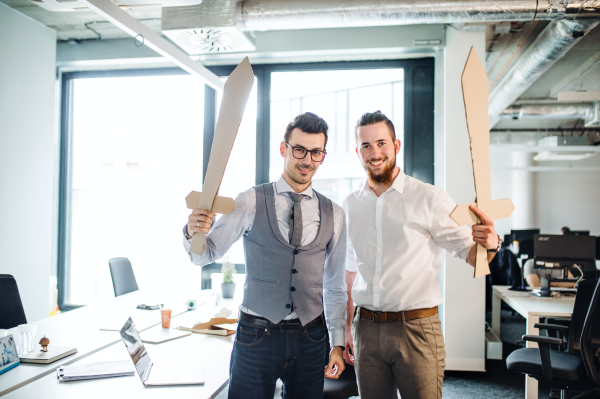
[119,317,151,380]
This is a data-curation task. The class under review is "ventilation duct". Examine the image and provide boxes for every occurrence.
[488,19,600,128]
[237,0,600,31]
[163,0,600,33]
[501,103,596,120]
[490,129,600,146]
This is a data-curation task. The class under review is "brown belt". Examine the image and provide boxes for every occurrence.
[359,306,437,323]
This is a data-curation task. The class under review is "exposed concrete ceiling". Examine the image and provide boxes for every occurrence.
[2,0,600,138]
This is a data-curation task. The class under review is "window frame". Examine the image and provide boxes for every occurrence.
[57,58,434,310]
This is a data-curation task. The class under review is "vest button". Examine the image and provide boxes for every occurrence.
[290,287,296,292]
[294,249,300,254]
[292,269,298,274]
[286,304,291,309]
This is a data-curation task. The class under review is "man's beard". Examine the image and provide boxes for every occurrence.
[365,156,396,185]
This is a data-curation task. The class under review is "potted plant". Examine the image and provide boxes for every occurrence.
[221,259,236,298]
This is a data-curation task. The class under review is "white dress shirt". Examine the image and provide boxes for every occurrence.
[344,169,474,312]
[183,176,347,346]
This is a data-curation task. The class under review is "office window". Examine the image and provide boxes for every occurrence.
[63,73,207,305]
[270,69,404,205]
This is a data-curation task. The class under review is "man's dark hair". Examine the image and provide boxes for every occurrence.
[284,112,329,148]
[354,110,396,143]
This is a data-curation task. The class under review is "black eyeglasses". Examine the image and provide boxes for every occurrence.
[284,142,327,162]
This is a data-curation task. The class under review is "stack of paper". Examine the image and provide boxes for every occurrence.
[56,360,134,382]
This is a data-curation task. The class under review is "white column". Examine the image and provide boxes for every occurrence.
[440,28,486,371]
[512,152,537,229]
[0,3,56,322]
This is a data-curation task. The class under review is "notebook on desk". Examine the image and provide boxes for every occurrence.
[140,328,191,344]
[20,346,77,364]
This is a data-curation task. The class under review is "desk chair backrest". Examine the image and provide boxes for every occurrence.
[0,275,27,329]
[580,278,600,385]
[567,279,597,354]
[108,257,139,297]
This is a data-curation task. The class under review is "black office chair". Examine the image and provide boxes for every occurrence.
[486,245,521,311]
[506,279,600,398]
[108,257,139,297]
[323,330,359,399]
[324,364,359,399]
[577,278,600,398]
[0,275,27,329]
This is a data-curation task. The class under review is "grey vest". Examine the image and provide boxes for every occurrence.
[242,183,335,325]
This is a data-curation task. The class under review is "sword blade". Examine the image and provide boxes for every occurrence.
[461,47,492,209]
[190,57,254,255]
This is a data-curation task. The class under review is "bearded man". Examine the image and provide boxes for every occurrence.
[342,111,500,399]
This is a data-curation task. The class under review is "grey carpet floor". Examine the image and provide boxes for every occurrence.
[216,310,580,398]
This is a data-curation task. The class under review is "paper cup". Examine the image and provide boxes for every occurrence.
[161,308,172,328]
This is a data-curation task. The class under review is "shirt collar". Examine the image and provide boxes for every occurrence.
[390,168,406,194]
[359,167,406,196]
[275,175,314,198]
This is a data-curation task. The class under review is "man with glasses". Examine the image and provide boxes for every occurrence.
[343,111,500,399]
[183,112,347,398]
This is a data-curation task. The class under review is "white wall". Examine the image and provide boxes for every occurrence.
[440,28,486,371]
[535,166,600,235]
[0,3,57,322]
[492,153,600,237]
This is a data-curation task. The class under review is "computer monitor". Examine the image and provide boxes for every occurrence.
[533,234,597,279]
[563,230,590,236]
[511,229,540,259]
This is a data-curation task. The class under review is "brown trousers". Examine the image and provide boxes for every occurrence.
[352,310,446,399]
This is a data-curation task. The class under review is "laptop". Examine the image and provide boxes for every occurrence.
[119,317,204,386]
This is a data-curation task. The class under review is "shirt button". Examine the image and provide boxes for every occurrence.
[290,287,296,292]
[292,269,298,274]
[286,304,291,309]
[294,249,300,254]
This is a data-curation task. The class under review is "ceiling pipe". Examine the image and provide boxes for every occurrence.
[501,103,596,119]
[164,0,600,32]
[491,129,600,133]
[237,0,600,31]
[488,19,599,128]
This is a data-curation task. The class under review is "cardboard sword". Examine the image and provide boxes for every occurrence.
[450,47,515,278]
[187,57,254,255]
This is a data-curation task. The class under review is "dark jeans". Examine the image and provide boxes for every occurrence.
[228,317,327,399]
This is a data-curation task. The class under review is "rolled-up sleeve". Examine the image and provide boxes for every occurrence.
[323,204,348,348]
[429,188,474,262]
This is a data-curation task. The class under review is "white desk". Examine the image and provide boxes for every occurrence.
[0,290,193,396]
[491,285,575,399]
[2,304,235,399]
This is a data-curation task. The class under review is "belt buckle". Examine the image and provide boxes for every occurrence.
[371,311,380,322]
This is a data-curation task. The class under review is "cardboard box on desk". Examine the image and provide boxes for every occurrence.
[178,317,238,336]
